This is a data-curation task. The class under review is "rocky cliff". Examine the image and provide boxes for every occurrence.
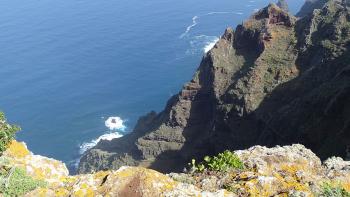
[1,141,350,196]
[79,0,350,174]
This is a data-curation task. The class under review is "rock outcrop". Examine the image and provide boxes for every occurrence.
[277,0,289,12]
[1,141,233,197]
[2,141,349,196]
[3,141,69,184]
[79,0,350,174]
[174,144,350,196]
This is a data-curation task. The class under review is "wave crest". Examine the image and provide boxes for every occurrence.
[105,116,126,131]
[204,38,219,53]
[79,131,123,154]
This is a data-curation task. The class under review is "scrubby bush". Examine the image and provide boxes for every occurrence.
[0,112,20,154]
[320,182,350,197]
[189,150,244,172]
[0,165,46,197]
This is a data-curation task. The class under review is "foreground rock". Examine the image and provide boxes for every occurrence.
[179,144,350,196]
[2,141,233,197]
[80,0,350,174]
[1,141,349,196]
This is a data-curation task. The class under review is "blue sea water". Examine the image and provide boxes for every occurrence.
[0,0,304,172]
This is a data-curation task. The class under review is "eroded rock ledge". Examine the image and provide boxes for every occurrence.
[2,141,349,196]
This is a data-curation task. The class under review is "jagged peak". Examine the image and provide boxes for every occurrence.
[277,0,289,12]
[252,3,295,26]
[221,27,234,42]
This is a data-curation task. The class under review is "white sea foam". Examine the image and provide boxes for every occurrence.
[180,16,199,38]
[204,38,219,53]
[206,11,244,16]
[187,35,219,54]
[206,11,232,15]
[79,131,123,154]
[72,131,123,170]
[105,116,126,131]
[78,116,126,155]
[180,11,244,39]
[71,116,126,171]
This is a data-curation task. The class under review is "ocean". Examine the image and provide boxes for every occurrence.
[0,0,304,172]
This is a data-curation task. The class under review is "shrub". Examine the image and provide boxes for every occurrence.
[320,182,350,197]
[189,150,244,172]
[0,112,20,154]
[0,165,47,197]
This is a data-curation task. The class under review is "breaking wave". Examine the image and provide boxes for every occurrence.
[186,35,219,55]
[105,116,126,131]
[79,131,123,154]
[78,116,126,155]
[204,37,219,53]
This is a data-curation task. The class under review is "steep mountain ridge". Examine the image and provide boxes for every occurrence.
[79,0,350,174]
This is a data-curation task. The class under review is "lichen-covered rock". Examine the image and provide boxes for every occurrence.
[2,141,349,196]
[3,141,69,185]
[182,145,350,196]
[26,166,234,197]
[2,141,234,197]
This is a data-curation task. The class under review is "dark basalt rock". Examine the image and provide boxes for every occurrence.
[79,1,350,174]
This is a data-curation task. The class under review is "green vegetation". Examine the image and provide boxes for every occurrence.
[189,150,244,172]
[0,158,46,197]
[0,112,20,154]
[320,182,350,197]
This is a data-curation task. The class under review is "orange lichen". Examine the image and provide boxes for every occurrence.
[342,181,350,192]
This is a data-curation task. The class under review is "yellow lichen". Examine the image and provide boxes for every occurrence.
[80,183,88,189]
[93,170,110,180]
[55,188,69,197]
[60,176,77,184]
[74,189,85,197]
[35,188,49,197]
[33,167,46,180]
[6,140,30,158]
[86,188,95,197]
[115,167,135,178]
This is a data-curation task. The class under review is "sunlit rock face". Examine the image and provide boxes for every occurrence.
[79,0,350,174]
[2,141,234,197]
[4,141,69,185]
[170,145,350,196]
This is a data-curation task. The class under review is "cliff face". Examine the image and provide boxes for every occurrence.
[79,0,350,174]
[296,0,329,17]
